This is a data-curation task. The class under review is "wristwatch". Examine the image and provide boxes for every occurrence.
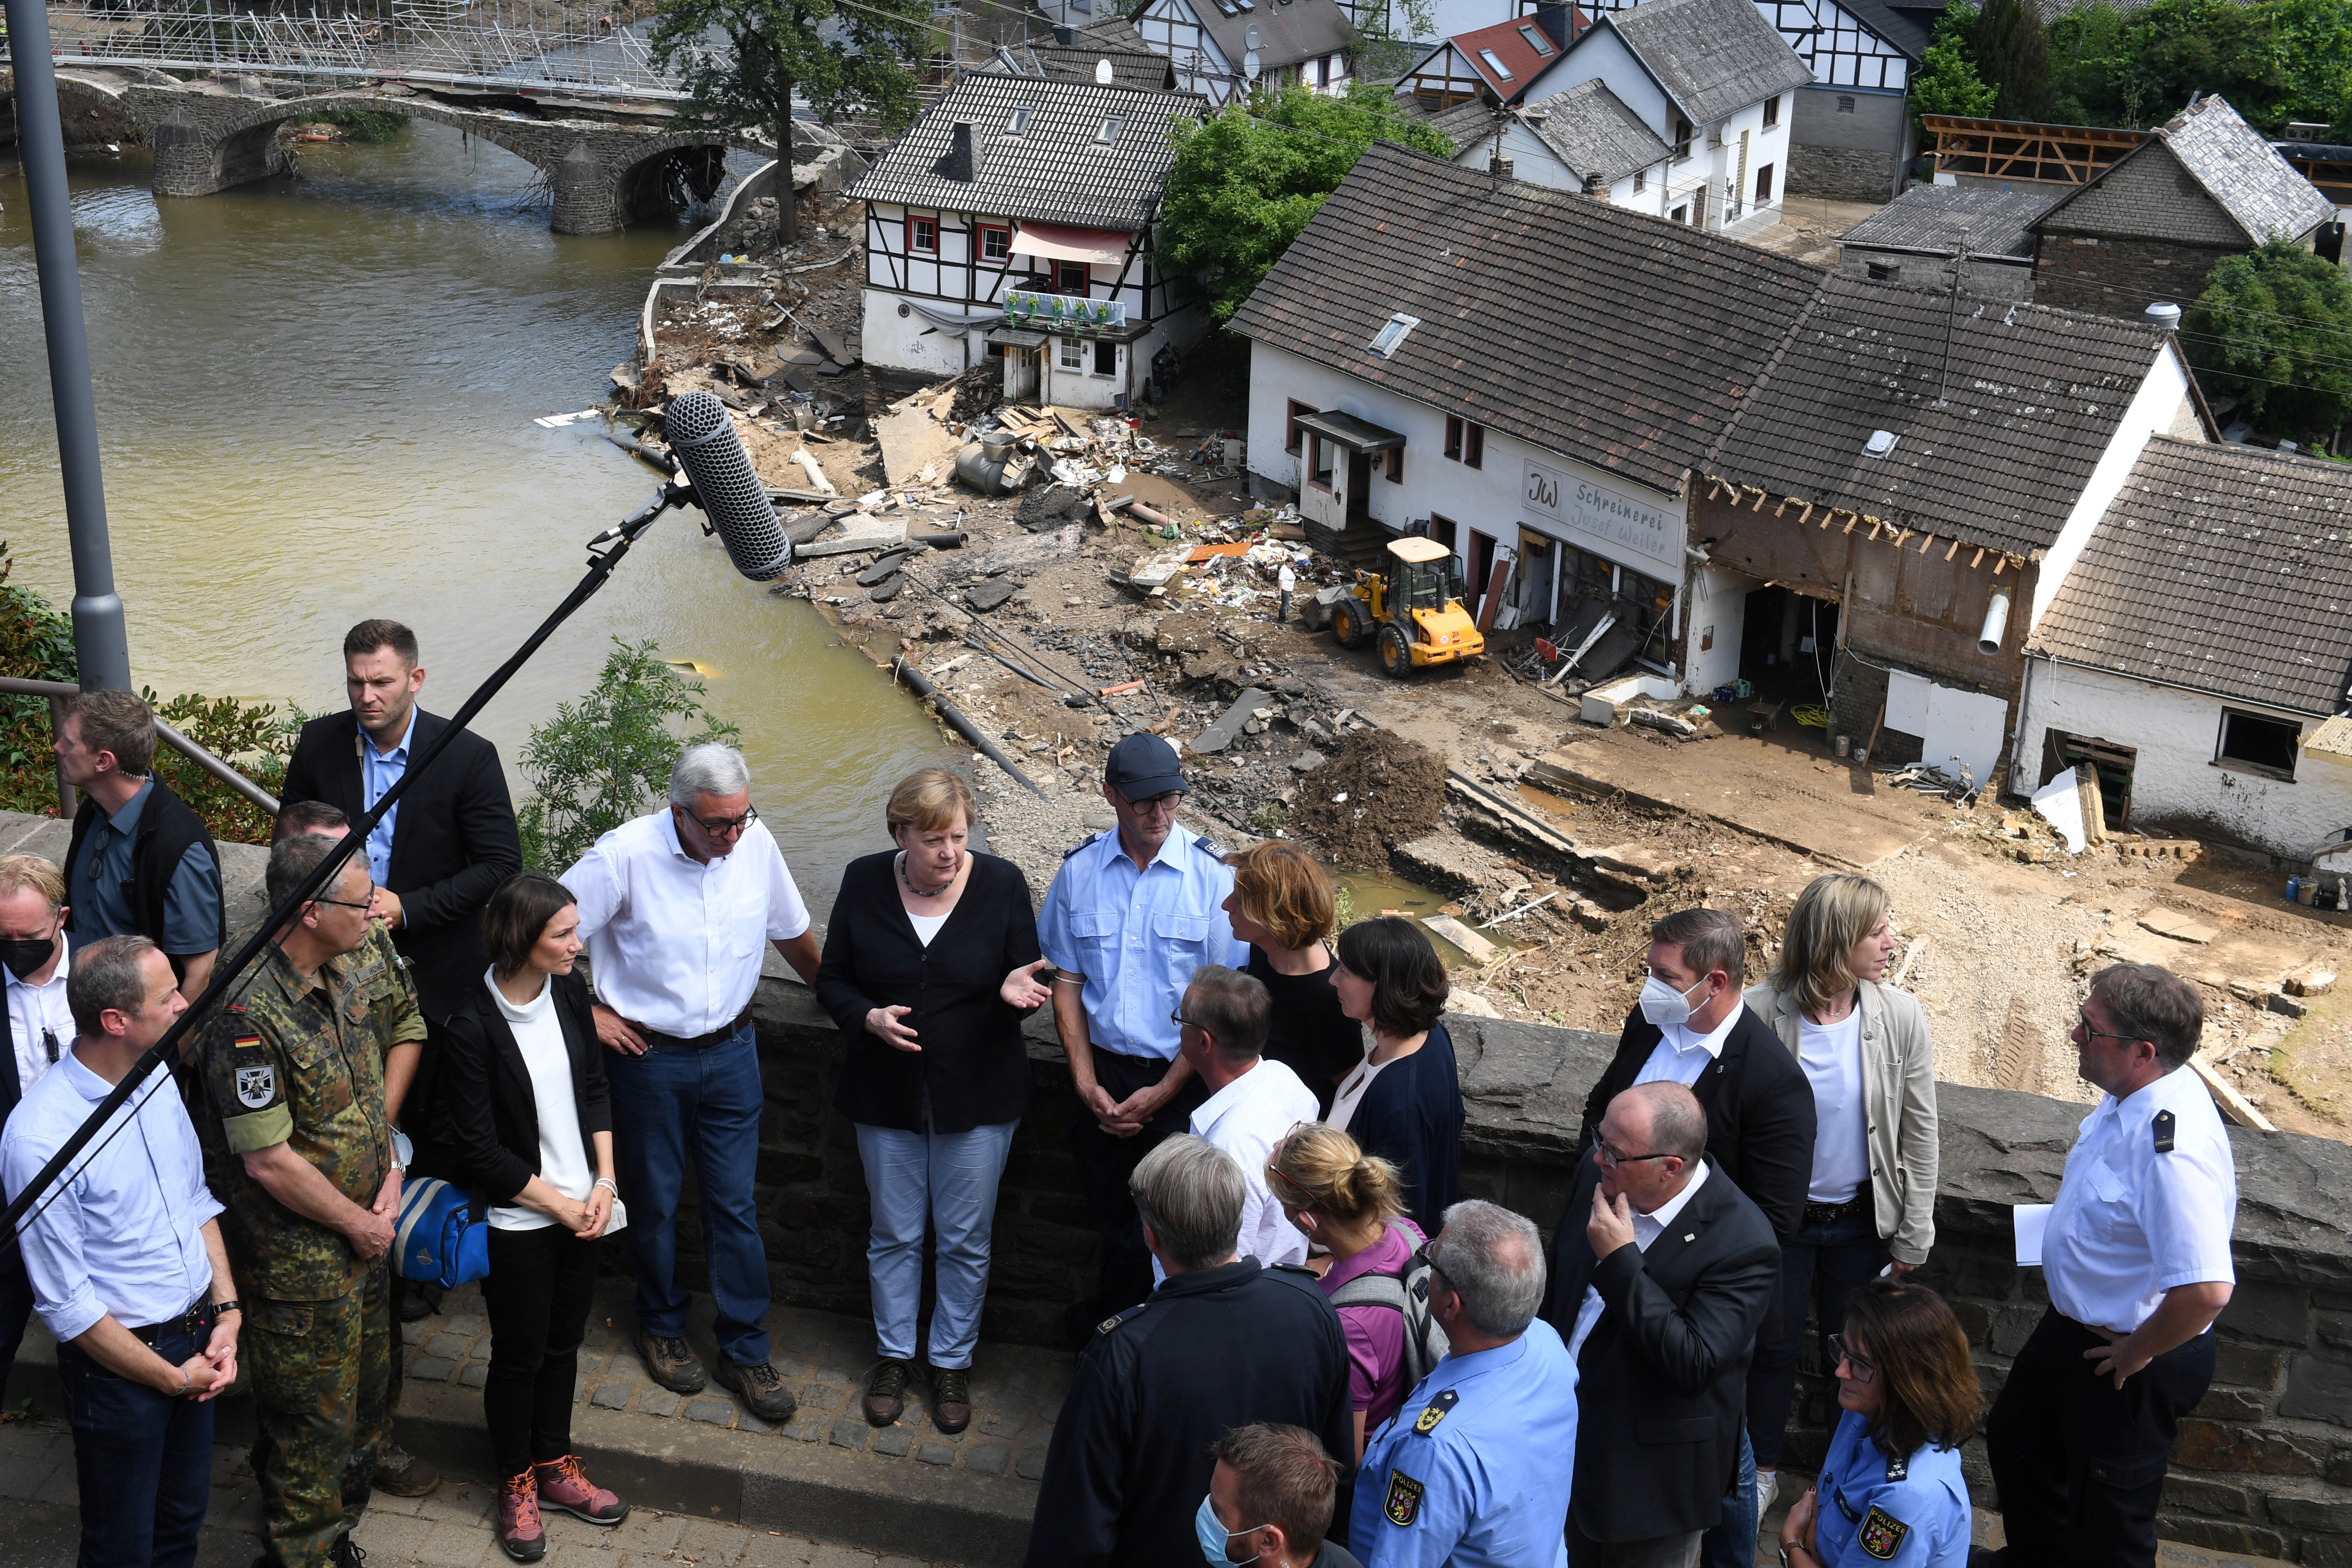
[1777,1543,1797,1568]
[212,1299,243,1318]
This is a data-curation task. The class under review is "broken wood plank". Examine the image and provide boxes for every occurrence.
[1422,914,1499,965]
[1444,767,1579,856]
[2190,1053,2277,1132]
[1891,934,1929,988]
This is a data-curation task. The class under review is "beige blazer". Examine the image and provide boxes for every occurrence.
[1744,979,1939,1265]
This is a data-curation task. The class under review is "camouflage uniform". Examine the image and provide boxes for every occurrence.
[194,940,392,1568]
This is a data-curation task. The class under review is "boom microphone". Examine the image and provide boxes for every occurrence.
[665,390,794,580]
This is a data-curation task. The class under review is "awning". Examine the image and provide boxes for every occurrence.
[987,327,1051,348]
[1294,409,1406,452]
[1010,221,1132,266]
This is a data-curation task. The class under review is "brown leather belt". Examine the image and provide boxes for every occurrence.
[630,1007,754,1051]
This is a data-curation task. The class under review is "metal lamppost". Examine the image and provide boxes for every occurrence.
[2,0,136,693]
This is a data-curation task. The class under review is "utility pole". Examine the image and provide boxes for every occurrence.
[2,0,134,693]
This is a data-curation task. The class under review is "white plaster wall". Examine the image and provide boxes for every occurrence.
[1536,32,1670,132]
[861,290,978,377]
[1685,563,1756,695]
[2032,347,2202,627]
[1458,120,1661,203]
[2023,658,2352,855]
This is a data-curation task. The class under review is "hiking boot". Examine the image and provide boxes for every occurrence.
[864,1358,913,1427]
[714,1356,798,1423]
[636,1327,708,1395]
[330,1539,368,1568]
[497,1469,546,1563]
[374,1439,440,1497]
[930,1365,972,1435]
[534,1454,629,1526]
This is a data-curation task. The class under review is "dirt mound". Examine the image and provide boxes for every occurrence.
[1292,732,1446,869]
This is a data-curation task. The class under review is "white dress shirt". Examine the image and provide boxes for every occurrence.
[1798,1007,1870,1202]
[1,1051,222,1343]
[1175,1056,1319,1277]
[2043,1063,2237,1335]
[6,932,73,1105]
[1567,1160,1712,1359]
[1632,1005,1741,1087]
[563,810,812,1038]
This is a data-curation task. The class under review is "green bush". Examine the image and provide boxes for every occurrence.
[2184,238,2352,439]
[1914,6,1999,129]
[315,110,410,144]
[517,638,742,873]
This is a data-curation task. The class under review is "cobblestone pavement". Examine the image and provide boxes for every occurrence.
[403,1276,1074,1484]
[0,1416,972,1568]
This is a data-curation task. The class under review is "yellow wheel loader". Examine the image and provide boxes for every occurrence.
[1325,536,1486,679]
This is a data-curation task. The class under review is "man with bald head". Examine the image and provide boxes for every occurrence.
[1545,1082,1781,1568]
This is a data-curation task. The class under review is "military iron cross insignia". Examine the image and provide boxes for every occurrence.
[1858,1505,1910,1560]
[233,1037,273,1107]
[1383,1469,1424,1527]
[1410,1389,1458,1436]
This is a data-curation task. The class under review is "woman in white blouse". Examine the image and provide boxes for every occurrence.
[1743,873,1940,1521]
[443,872,630,1562]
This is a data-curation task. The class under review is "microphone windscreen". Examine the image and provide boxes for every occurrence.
[665,391,793,581]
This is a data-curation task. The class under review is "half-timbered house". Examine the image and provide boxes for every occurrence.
[1394,9,1583,108]
[1130,0,1356,105]
[847,74,1205,410]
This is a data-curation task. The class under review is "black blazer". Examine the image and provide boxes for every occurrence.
[1543,1158,1781,1543]
[1579,1004,1817,1240]
[282,707,522,1023]
[1348,1023,1463,1235]
[814,851,1042,1134]
[438,968,610,1207]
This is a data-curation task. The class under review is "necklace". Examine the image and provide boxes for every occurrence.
[896,851,958,899]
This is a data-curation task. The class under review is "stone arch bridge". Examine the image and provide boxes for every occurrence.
[38,70,775,232]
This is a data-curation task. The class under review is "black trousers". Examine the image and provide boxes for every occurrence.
[482,1223,602,1478]
[1069,1048,1204,1316]
[1986,1307,2216,1568]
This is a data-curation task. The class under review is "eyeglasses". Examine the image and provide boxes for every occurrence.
[1828,1332,1876,1384]
[313,884,379,913]
[2074,1010,2143,1047]
[1117,790,1184,816]
[1169,1010,1204,1031]
[1595,1142,1675,1170]
[679,803,760,837]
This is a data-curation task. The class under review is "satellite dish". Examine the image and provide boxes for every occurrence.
[1244,48,1262,79]
[1244,21,1262,48]
[1096,57,1115,83]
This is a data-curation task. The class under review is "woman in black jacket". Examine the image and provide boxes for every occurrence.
[442,872,628,1563]
[814,768,1054,1437]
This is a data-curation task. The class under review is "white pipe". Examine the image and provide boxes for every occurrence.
[1979,583,2012,656]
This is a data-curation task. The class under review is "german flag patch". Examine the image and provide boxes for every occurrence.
[1383,1470,1424,1527]
[233,1035,263,1052]
[1858,1505,1909,1560]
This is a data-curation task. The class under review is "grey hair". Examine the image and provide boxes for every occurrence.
[669,742,751,807]
[1432,1199,1547,1339]
[1186,964,1271,1061]
[1130,1134,1246,1270]
[68,934,161,1037]
[2092,962,2204,1070]
[266,832,349,911]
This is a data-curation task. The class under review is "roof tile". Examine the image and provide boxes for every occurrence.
[1596,0,1814,128]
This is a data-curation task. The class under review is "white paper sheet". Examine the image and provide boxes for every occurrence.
[2014,1202,2054,1266]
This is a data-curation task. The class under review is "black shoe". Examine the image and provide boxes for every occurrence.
[330,1537,368,1568]
[930,1366,971,1435]
[398,1287,433,1323]
[715,1356,797,1423]
[864,1358,912,1426]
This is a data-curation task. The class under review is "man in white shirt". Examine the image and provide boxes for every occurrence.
[1986,963,2237,1568]
[561,743,818,1423]
[1173,966,1318,1272]
[0,854,74,1409]
[2,934,244,1568]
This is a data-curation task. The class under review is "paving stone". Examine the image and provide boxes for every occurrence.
[639,1389,682,1417]
[964,1442,1010,1476]
[872,1426,913,1457]
[1015,1451,1048,1480]
[460,1362,490,1389]
[686,1397,737,1426]
[426,1333,475,1360]
[740,1408,781,1434]
[977,1411,1021,1437]
[676,1520,755,1563]
[916,1442,957,1467]
[829,1416,869,1450]
[782,1410,828,1443]
[603,1509,683,1554]
[407,1356,457,1383]
[472,1340,496,1359]
[443,1313,487,1335]
[354,1509,436,1560]
[401,1321,426,1347]
[591,1383,636,1411]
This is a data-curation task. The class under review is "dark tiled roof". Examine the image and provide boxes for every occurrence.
[846,75,1203,229]
[2037,95,2335,247]
[1228,140,1826,494]
[1708,276,2183,556]
[1837,0,1928,60]
[1181,0,1356,72]
[2029,438,2352,714]
[1412,95,1507,155]
[1030,43,1179,89]
[1520,79,1669,184]
[1598,0,1814,128]
[1837,184,2059,260]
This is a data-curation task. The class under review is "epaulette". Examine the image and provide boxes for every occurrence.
[1094,1299,1150,1337]
[1193,835,1226,859]
[1063,831,1109,861]
[1885,1450,1909,1482]
[2153,1109,2176,1154]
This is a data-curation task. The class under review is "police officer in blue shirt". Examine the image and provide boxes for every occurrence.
[1038,733,1248,1337]
[1985,964,2236,1568]
[1351,1201,1579,1568]
[1778,1279,1978,1568]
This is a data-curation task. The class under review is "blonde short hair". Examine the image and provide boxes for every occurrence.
[1769,873,1892,1016]
[1266,1123,1405,1226]
[886,768,980,836]
[1224,841,1335,951]
[0,855,66,912]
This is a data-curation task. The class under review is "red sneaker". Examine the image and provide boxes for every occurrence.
[534,1454,630,1526]
[497,1470,545,1563]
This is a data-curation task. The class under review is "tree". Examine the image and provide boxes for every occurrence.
[1912,7,1999,130]
[1972,0,2053,120]
[1158,83,1452,324]
[517,639,743,873]
[2184,238,2352,440]
[1346,0,1441,85]
[648,0,931,247]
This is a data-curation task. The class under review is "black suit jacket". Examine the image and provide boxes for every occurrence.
[282,707,522,1023]
[437,969,610,1206]
[1544,1159,1781,1542]
[1579,1004,1818,1240]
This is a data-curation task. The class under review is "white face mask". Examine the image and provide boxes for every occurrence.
[1639,972,1709,1028]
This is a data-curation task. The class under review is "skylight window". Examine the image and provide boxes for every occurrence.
[1369,312,1421,359]
[1516,22,1554,55]
[1096,116,1124,144]
[1006,106,1031,134]
[1478,48,1514,80]
[1863,429,1898,458]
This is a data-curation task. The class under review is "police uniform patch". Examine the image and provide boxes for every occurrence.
[235,1064,276,1108]
[1411,1389,1458,1436]
[2153,1109,2176,1153]
[1383,1470,1424,1527]
[1858,1505,1909,1560]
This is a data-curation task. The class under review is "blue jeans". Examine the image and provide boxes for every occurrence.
[609,1024,771,1366]
[1748,1206,1890,1467]
[56,1321,216,1568]
[855,1119,1017,1369]
[1697,1426,1757,1568]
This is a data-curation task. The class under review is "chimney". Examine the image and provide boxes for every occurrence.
[1489,154,1515,181]
[942,120,977,182]
[1534,3,1574,46]
[1582,171,1604,195]
[1052,23,1076,42]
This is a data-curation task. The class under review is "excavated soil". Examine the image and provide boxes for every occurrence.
[1292,732,1447,870]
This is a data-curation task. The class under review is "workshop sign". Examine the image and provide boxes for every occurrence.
[1522,460,1682,575]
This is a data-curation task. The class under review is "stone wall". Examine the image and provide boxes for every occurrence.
[1789,143,1898,202]
[2032,235,2244,316]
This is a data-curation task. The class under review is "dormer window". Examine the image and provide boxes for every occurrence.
[1006,106,1031,135]
[1369,312,1420,359]
[1478,48,1513,81]
[1096,116,1124,144]
[1515,22,1554,56]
